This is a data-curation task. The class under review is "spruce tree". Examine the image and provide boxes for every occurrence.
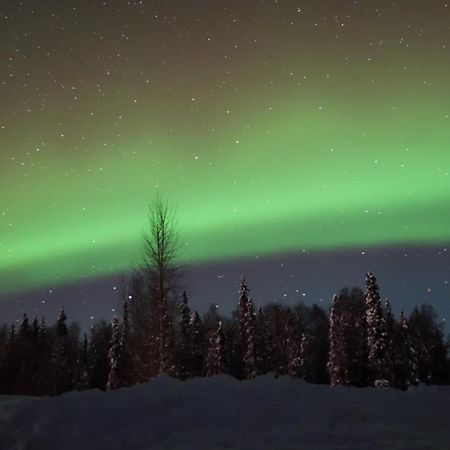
[382,300,395,385]
[29,316,41,394]
[206,320,225,376]
[17,314,32,394]
[395,311,419,388]
[365,272,388,386]
[299,333,310,380]
[121,300,131,386]
[241,281,257,380]
[36,317,52,395]
[107,316,127,390]
[188,310,204,377]
[53,308,73,395]
[177,291,192,379]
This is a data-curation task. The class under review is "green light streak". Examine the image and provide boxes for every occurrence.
[1,89,450,294]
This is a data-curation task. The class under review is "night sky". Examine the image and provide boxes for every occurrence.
[1,0,449,328]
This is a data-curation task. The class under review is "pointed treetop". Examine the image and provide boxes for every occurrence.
[57,307,67,323]
[56,307,68,338]
[8,324,16,340]
[180,291,191,316]
[331,294,339,306]
[32,316,40,335]
[190,310,200,322]
[385,300,393,315]
[20,312,29,324]
[366,272,376,283]
[365,272,381,302]
[19,313,30,336]
[239,275,249,297]
[39,317,47,338]
[399,310,407,326]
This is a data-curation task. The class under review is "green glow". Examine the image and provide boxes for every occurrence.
[1,3,449,294]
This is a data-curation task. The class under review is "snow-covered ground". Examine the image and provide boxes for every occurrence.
[1,375,449,450]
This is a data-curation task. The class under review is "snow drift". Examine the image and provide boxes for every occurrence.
[1,375,449,450]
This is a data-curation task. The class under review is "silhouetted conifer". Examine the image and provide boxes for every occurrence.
[239,278,257,380]
[53,308,73,394]
[107,316,127,390]
[188,310,204,377]
[365,273,388,386]
[206,320,225,376]
[88,320,112,390]
[176,290,192,379]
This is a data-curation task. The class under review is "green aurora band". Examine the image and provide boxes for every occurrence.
[0,1,449,294]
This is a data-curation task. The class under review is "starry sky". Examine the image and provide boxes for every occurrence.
[0,0,449,327]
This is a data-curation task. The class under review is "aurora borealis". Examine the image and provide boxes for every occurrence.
[1,1,449,323]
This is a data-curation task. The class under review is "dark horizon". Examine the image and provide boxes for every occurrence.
[1,243,448,331]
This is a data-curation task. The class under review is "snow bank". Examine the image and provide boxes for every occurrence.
[0,375,449,450]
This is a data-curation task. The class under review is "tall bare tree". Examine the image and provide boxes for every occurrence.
[142,195,182,376]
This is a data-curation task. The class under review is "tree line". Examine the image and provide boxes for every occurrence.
[0,199,449,395]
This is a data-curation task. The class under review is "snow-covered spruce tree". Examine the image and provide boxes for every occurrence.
[107,316,127,390]
[36,317,52,395]
[188,310,204,377]
[382,300,396,385]
[299,333,311,380]
[365,272,388,386]
[120,300,131,386]
[394,311,419,389]
[176,290,192,380]
[328,295,348,386]
[29,316,41,394]
[242,281,257,380]
[206,320,226,376]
